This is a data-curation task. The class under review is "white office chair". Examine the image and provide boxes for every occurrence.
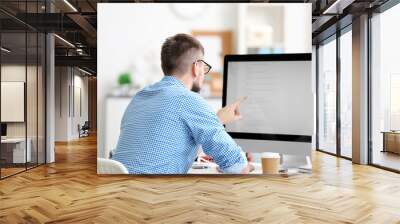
[97,158,129,174]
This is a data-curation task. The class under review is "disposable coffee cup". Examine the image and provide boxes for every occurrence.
[261,152,280,174]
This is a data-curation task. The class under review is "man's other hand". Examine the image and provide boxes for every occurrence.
[241,163,255,174]
[246,152,254,162]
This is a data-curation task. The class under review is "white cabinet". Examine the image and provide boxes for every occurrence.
[1,138,31,163]
[105,97,132,158]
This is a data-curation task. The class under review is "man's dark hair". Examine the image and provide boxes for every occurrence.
[161,33,204,76]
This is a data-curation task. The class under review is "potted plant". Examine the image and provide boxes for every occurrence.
[117,72,132,96]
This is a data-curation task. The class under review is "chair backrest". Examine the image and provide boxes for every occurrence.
[82,121,90,129]
[97,158,129,174]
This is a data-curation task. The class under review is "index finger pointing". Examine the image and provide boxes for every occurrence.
[235,96,248,105]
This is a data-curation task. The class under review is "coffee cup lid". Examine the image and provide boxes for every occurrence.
[261,152,280,158]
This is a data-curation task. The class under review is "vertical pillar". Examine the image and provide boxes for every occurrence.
[46,0,55,163]
[352,14,369,164]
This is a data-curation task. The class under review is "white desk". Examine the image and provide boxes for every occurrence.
[1,138,31,163]
[188,162,262,174]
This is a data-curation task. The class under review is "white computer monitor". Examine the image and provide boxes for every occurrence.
[223,54,313,159]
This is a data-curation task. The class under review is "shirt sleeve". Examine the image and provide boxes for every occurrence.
[180,93,247,174]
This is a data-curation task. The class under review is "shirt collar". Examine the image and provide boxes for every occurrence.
[161,75,187,89]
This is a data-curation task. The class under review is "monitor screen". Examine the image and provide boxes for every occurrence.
[1,123,7,137]
[223,54,313,143]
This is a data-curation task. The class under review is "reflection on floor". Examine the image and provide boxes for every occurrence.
[0,163,40,178]
[373,150,400,171]
[0,167,25,178]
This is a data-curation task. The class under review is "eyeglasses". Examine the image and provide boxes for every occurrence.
[194,59,212,75]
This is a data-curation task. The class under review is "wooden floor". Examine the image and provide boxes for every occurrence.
[1,134,400,223]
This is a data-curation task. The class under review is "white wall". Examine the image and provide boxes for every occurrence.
[72,73,89,138]
[55,67,89,141]
[284,4,312,53]
[97,3,238,158]
[98,3,237,89]
[236,3,311,54]
[55,67,69,141]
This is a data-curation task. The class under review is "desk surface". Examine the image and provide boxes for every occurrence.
[188,162,263,174]
[381,131,400,134]
[1,138,27,143]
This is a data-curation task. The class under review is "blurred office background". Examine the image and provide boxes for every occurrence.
[97,3,312,159]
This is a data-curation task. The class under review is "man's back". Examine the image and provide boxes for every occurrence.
[113,76,197,173]
[113,76,247,174]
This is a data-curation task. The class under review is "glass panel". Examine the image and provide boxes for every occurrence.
[340,30,352,158]
[371,4,400,171]
[1,31,27,177]
[0,1,46,178]
[26,0,39,170]
[38,32,45,165]
[27,31,38,169]
[318,38,337,154]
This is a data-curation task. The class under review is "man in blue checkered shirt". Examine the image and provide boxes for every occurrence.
[112,33,253,174]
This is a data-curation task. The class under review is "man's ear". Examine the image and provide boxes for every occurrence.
[192,62,199,78]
